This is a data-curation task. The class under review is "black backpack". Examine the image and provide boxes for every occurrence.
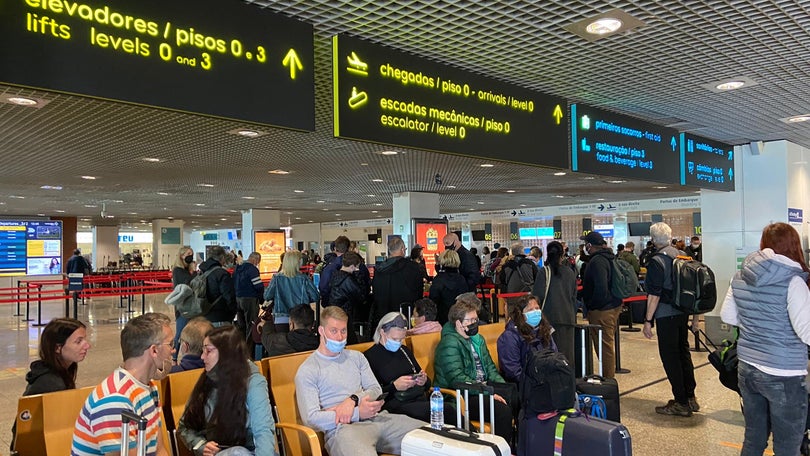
[520,349,576,414]
[655,252,717,314]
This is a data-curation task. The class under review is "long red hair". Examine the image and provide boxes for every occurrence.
[760,223,810,284]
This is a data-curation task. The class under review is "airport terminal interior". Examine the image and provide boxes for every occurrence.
[1,0,810,455]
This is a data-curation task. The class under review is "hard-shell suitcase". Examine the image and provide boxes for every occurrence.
[517,410,632,456]
[402,382,511,456]
[120,409,149,456]
[575,324,621,422]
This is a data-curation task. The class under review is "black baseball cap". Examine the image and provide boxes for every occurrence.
[579,231,606,246]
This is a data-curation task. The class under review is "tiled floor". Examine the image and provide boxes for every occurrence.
[0,294,772,455]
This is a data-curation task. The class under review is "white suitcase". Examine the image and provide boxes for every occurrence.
[402,382,511,456]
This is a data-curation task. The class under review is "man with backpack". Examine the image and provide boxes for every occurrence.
[642,222,699,417]
[499,242,539,304]
[579,232,622,379]
[196,246,237,327]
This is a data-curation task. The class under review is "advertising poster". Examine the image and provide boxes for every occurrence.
[413,219,448,277]
[254,231,285,274]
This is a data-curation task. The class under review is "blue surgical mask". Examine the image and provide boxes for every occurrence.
[384,338,402,352]
[524,309,542,327]
[324,336,347,354]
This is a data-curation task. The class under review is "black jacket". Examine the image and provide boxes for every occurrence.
[456,245,482,291]
[199,258,237,323]
[262,329,319,357]
[372,256,424,323]
[24,360,68,395]
[581,249,623,311]
[429,268,469,325]
[328,270,366,317]
[66,254,90,274]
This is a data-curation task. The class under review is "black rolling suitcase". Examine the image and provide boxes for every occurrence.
[575,324,621,422]
[517,409,632,456]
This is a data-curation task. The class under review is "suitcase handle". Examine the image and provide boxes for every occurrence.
[120,410,148,456]
[451,381,494,395]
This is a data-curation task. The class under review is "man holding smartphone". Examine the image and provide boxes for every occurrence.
[295,306,425,456]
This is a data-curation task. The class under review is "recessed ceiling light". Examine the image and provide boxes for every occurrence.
[653,186,668,189]
[234,129,261,137]
[80,175,96,180]
[84,204,96,208]
[308,220,313,223]
[715,81,746,91]
[477,201,485,205]
[285,211,293,215]
[371,210,379,213]
[335,213,342,216]
[191,214,201,217]
[293,189,304,193]
[194,203,206,207]
[586,17,623,35]
[380,150,398,155]
[7,97,38,106]
[55,210,65,213]
[366,194,376,197]
[229,210,239,213]
[479,164,494,168]
[142,157,162,163]
[583,176,596,180]
[446,185,457,189]
[520,204,527,207]
[40,185,62,190]
[607,180,626,184]
[597,198,606,201]
[295,217,301,220]
[372,178,384,182]
[127,212,138,215]
[9,195,24,199]
[196,183,215,188]
[374,203,383,206]
[468,208,474,211]
[316,200,325,203]
[36,213,45,216]
[236,222,242,225]
[214,223,220,226]
[785,114,810,123]
[112,200,124,203]
[157,192,170,196]
[242,196,255,200]
[553,172,567,176]
[505,190,516,193]
[220,218,227,221]
[322,208,329,211]
[554,195,565,198]
[360,163,369,166]
[268,169,290,175]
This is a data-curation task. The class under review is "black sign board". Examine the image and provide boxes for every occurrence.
[571,104,680,184]
[680,133,735,191]
[0,0,314,130]
[333,34,569,168]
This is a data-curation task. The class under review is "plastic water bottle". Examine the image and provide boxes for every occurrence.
[430,387,444,430]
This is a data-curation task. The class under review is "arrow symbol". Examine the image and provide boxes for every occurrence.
[386,219,391,224]
[728,151,733,161]
[728,168,734,180]
[598,204,605,211]
[552,105,563,125]
[511,210,517,216]
[282,49,303,80]
[670,136,677,151]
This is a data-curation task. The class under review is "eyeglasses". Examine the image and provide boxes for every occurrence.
[155,341,174,350]
[462,317,479,324]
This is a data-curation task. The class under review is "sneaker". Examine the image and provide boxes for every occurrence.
[688,397,700,413]
[655,400,692,417]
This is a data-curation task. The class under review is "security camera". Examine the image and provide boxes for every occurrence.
[435,173,442,185]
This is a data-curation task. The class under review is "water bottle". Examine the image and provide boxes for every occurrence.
[430,387,444,430]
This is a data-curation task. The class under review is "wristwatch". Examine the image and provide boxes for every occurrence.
[349,394,359,406]
[644,319,654,324]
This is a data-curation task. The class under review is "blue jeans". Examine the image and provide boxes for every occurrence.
[739,361,807,456]
[173,315,189,361]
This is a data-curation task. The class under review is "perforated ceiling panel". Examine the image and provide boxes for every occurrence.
[0,0,807,229]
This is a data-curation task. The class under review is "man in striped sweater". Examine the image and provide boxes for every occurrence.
[71,313,173,456]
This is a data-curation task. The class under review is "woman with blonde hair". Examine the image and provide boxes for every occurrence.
[264,250,319,333]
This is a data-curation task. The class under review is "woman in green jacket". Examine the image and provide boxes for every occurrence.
[434,300,513,445]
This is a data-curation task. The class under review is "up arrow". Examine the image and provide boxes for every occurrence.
[728,168,734,180]
[283,49,303,80]
[552,105,563,125]
[670,136,677,151]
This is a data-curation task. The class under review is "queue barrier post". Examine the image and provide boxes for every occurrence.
[14,280,23,316]
[32,285,46,327]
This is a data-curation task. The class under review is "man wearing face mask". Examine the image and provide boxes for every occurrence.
[684,236,702,262]
[434,300,514,446]
[295,306,424,456]
[72,313,173,456]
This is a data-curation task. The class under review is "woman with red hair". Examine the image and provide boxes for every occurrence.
[721,222,810,456]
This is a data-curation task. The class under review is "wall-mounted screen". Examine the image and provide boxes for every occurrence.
[680,133,735,191]
[471,230,487,241]
[0,220,62,276]
[254,230,285,275]
[413,219,447,277]
[627,222,651,236]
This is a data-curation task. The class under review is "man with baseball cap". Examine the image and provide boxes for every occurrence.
[579,231,623,378]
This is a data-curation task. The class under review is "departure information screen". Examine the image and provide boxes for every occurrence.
[571,103,680,184]
[0,0,314,130]
[0,221,62,276]
[681,133,735,191]
[333,34,569,169]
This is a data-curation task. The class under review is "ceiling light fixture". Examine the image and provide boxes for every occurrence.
[477,201,485,205]
[80,175,96,180]
[520,204,527,207]
[786,115,810,123]
[293,189,304,193]
[308,220,313,223]
[241,196,255,200]
[55,210,65,213]
[236,129,260,137]
[374,203,383,206]
[653,186,668,189]
[715,81,745,91]
[316,200,325,203]
[553,172,567,176]
[371,210,379,213]
[607,180,626,184]
[380,150,398,155]
[9,195,25,199]
[220,218,227,221]
[586,17,623,35]
[7,97,38,106]
[554,195,565,198]
[446,185,457,189]
[194,203,206,207]
[142,157,162,163]
[196,183,215,187]
[40,185,62,190]
[157,192,170,196]
[84,204,97,208]
[268,169,290,175]
[372,178,384,182]
[366,194,375,197]
[505,190,516,193]
[479,164,494,168]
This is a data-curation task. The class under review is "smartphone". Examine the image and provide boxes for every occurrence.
[375,392,389,402]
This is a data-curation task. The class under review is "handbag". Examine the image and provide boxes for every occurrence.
[249,300,275,344]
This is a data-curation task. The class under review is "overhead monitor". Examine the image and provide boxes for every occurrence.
[254,230,285,274]
[0,0,315,130]
[0,220,63,276]
[680,133,735,191]
[571,103,680,184]
[333,34,569,169]
[627,222,651,236]
[471,230,486,241]
[413,218,447,277]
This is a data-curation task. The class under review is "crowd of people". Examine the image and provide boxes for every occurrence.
[15,222,810,456]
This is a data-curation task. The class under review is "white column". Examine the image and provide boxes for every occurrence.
[92,225,119,271]
[152,219,185,270]
[392,192,440,246]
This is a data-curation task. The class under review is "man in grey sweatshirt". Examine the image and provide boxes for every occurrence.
[294,306,425,456]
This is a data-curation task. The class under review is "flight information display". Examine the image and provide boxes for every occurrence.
[0,0,314,130]
[571,103,680,184]
[333,34,569,169]
[680,133,735,191]
[0,221,62,276]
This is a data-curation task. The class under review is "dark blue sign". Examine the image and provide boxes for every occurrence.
[595,228,614,238]
[789,208,803,223]
[680,133,735,191]
[68,273,84,291]
[571,104,680,184]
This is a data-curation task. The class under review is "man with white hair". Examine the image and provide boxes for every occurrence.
[643,222,699,417]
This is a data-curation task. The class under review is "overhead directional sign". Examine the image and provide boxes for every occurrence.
[0,0,314,130]
[680,133,735,191]
[571,103,680,184]
[333,34,569,169]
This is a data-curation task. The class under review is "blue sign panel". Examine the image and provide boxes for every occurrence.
[680,133,735,191]
[789,208,803,223]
